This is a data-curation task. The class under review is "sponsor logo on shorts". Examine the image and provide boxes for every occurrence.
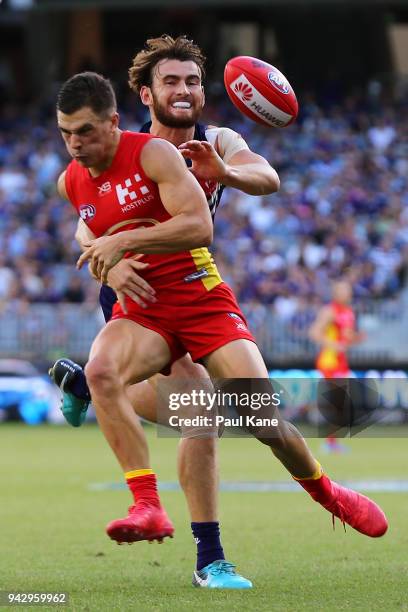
[184,269,209,283]
[268,71,290,94]
[79,204,96,220]
[230,74,292,127]
[236,322,247,331]
[228,313,247,331]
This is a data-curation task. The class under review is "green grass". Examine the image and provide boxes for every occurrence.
[1,424,408,611]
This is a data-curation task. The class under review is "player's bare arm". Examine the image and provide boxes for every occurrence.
[106,259,157,311]
[309,306,345,351]
[65,173,151,306]
[74,217,156,310]
[65,174,150,304]
[178,138,280,195]
[77,138,212,282]
[130,138,213,250]
[57,170,68,200]
[344,328,367,346]
[75,218,96,251]
[79,228,156,309]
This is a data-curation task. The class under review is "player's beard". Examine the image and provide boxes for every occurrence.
[151,94,203,128]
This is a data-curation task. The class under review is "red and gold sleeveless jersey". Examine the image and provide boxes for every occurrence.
[316,302,355,373]
[65,131,222,301]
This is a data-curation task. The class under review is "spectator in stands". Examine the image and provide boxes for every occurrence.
[0,87,406,327]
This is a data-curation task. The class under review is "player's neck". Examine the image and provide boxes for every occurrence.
[149,120,195,147]
[88,129,122,178]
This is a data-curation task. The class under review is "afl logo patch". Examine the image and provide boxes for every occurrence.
[79,204,96,220]
[268,72,290,94]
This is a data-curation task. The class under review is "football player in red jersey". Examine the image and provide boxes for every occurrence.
[53,36,281,589]
[55,67,261,589]
[309,280,366,452]
[52,38,387,590]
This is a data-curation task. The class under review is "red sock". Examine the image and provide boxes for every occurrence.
[125,470,161,508]
[296,473,333,505]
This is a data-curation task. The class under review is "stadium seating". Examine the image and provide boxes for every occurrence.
[0,91,407,363]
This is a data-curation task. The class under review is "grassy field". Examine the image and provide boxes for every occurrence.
[1,423,408,611]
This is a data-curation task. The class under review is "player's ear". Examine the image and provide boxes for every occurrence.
[201,85,205,108]
[140,86,153,107]
[111,112,120,131]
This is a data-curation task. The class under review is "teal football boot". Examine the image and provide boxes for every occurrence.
[49,358,90,427]
[192,560,253,589]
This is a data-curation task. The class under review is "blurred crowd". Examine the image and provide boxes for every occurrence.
[0,86,407,325]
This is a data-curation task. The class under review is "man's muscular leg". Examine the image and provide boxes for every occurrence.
[203,339,317,477]
[126,357,223,569]
[85,319,174,543]
[127,357,219,522]
[202,339,388,538]
[126,386,219,519]
[85,320,171,470]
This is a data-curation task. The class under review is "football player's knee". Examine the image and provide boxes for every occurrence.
[179,422,220,439]
[85,357,118,395]
[172,357,208,379]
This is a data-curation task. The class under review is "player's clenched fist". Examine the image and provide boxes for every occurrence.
[77,234,126,283]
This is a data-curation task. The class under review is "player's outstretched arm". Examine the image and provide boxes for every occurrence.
[178,128,280,195]
[77,139,212,283]
[223,148,280,195]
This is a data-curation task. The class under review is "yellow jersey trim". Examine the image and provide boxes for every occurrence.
[190,247,223,291]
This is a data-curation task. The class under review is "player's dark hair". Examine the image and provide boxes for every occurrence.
[56,71,117,117]
[128,34,206,94]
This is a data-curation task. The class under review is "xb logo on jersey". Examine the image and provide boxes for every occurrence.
[116,174,150,206]
[98,181,112,196]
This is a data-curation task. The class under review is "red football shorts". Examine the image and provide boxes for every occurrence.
[110,282,256,364]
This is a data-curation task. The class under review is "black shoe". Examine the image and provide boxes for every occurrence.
[48,358,90,427]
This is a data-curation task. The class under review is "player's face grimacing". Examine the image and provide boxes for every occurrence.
[141,59,205,128]
[57,106,119,169]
